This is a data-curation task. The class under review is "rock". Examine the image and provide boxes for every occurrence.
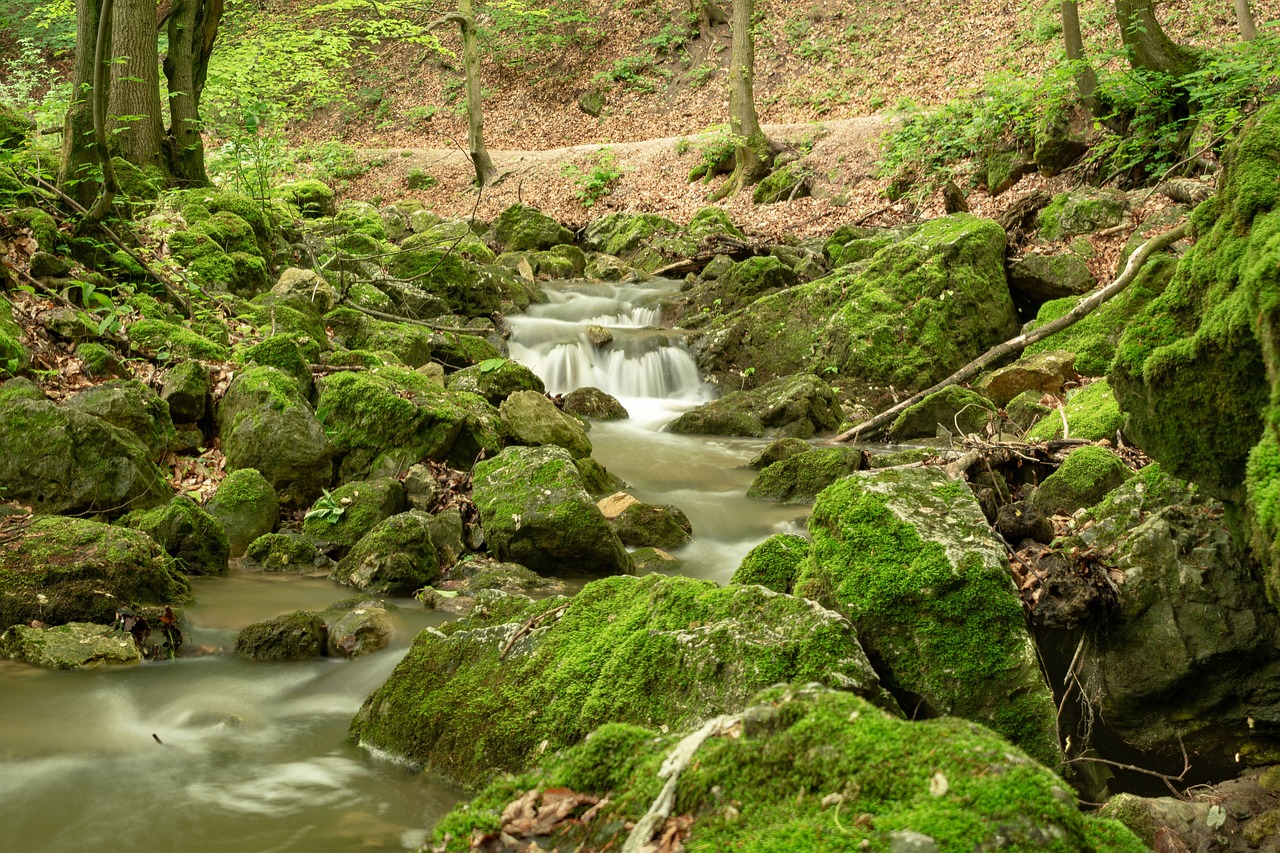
[472,445,631,576]
[747,437,811,469]
[323,308,499,369]
[887,385,998,441]
[424,684,1141,851]
[29,251,71,278]
[489,204,575,252]
[161,360,211,423]
[667,373,844,438]
[331,511,440,595]
[275,179,336,217]
[1033,108,1090,175]
[1005,388,1054,433]
[577,89,606,117]
[76,342,125,379]
[499,390,593,458]
[348,575,886,788]
[233,610,328,660]
[218,366,334,507]
[752,163,811,204]
[271,268,337,317]
[120,496,231,575]
[401,219,495,265]
[314,366,501,480]
[581,211,733,273]
[1007,250,1097,302]
[585,324,612,347]
[446,359,545,406]
[609,501,692,548]
[424,507,470,569]
[731,532,810,593]
[205,468,279,558]
[796,466,1060,766]
[243,532,325,572]
[572,457,626,497]
[301,477,408,552]
[995,501,1055,545]
[325,603,393,659]
[127,318,229,361]
[678,255,799,321]
[0,102,35,149]
[65,380,177,461]
[746,446,864,504]
[983,148,1034,196]
[562,386,628,420]
[596,491,638,519]
[0,516,190,628]
[629,546,679,572]
[695,214,1018,393]
[1037,189,1129,241]
[974,351,1076,407]
[1033,446,1132,517]
[402,463,441,511]
[243,334,313,397]
[449,559,568,597]
[1,622,142,669]
[1026,379,1124,442]
[0,393,171,517]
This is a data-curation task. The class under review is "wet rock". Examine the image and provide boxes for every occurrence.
[562,386,628,420]
[331,511,440,596]
[1,622,142,669]
[325,602,393,659]
[300,477,407,553]
[746,446,864,504]
[120,496,231,576]
[498,390,592,459]
[667,373,844,438]
[446,359,545,406]
[747,436,811,469]
[205,468,279,558]
[233,610,328,660]
[608,501,692,548]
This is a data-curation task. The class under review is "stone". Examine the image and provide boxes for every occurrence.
[974,351,1076,407]
[205,468,279,558]
[596,491,638,519]
[471,445,631,576]
[562,386,628,420]
[887,385,998,441]
[995,500,1055,545]
[0,622,142,669]
[331,511,440,595]
[1026,379,1124,442]
[403,463,441,512]
[609,501,692,548]
[1037,189,1129,241]
[1033,446,1132,517]
[489,204,575,252]
[161,360,211,423]
[29,251,71,278]
[242,334,313,397]
[499,390,593,458]
[667,373,844,438]
[243,532,324,572]
[120,496,231,575]
[585,324,612,347]
[445,358,545,406]
[752,163,811,204]
[731,532,810,593]
[1007,250,1097,302]
[325,602,393,659]
[348,575,886,789]
[234,610,328,660]
[301,477,408,552]
[0,102,35,149]
[747,437,812,470]
[746,446,864,504]
[275,179,336,218]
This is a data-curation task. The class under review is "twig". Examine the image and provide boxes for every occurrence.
[1059,737,1191,798]
[498,600,571,660]
[336,299,494,334]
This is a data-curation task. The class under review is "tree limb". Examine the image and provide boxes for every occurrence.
[831,221,1191,443]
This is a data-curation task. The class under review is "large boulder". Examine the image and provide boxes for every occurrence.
[348,575,887,788]
[746,446,865,504]
[666,373,844,438]
[498,390,592,458]
[795,466,1060,766]
[471,445,631,576]
[1037,189,1129,241]
[0,516,190,628]
[608,501,692,548]
[695,214,1018,396]
[562,386,628,420]
[330,510,440,595]
[218,366,334,507]
[730,532,810,593]
[204,468,279,558]
[886,385,998,441]
[1007,248,1097,302]
[233,610,328,660]
[445,358,545,406]
[120,496,231,575]
[489,204,575,252]
[325,601,394,659]
[678,255,799,321]
[973,350,1076,407]
[0,391,171,517]
[324,307,500,369]
[300,477,407,551]
[425,684,1142,853]
[1,622,142,669]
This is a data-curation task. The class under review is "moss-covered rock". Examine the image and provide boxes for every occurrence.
[233,610,328,660]
[218,366,334,507]
[315,366,502,480]
[499,390,593,458]
[65,379,176,462]
[324,306,497,369]
[127,318,229,361]
[0,295,31,377]
[1026,379,1125,442]
[1037,189,1129,241]
[746,446,865,504]
[730,532,810,593]
[1005,388,1053,434]
[1033,446,1132,517]
[1007,249,1097,302]
[301,477,407,550]
[160,360,211,423]
[0,102,35,149]
[472,445,631,576]
[795,467,1060,766]
[0,516,190,628]
[120,496,230,576]
[331,510,440,595]
[243,334,313,397]
[76,342,125,379]
[489,204,575,252]
[752,162,811,204]
[428,684,1141,852]
[348,575,886,789]
[325,601,394,658]
[679,255,800,322]
[609,501,692,548]
[1,622,143,669]
[205,468,279,558]
[747,436,812,469]
[887,385,998,441]
[275,179,335,218]
[445,358,545,405]
[667,373,844,438]
[974,350,1076,407]
[562,386,628,420]
[402,219,496,264]
[243,531,323,572]
[579,211,725,273]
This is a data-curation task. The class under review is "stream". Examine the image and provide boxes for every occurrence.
[0,278,805,851]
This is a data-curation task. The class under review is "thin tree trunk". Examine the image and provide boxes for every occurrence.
[713,0,771,199]
[1061,2,1104,117]
[832,222,1190,443]
[1235,0,1258,41]
[163,0,222,186]
[1114,0,1200,75]
[109,0,166,174]
[59,0,105,207]
[458,0,495,186]
[84,0,118,226]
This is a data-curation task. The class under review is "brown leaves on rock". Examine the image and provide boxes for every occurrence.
[166,446,227,504]
[454,787,606,852]
[1011,541,1121,629]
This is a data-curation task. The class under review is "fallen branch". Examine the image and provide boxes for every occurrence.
[336,299,495,335]
[1059,737,1191,798]
[831,221,1190,443]
[498,600,571,660]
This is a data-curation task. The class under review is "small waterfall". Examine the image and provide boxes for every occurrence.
[507,280,710,409]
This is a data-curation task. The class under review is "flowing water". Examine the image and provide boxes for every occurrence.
[0,278,806,850]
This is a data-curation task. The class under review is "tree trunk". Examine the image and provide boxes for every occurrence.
[59,0,106,207]
[109,0,167,175]
[84,0,119,226]
[1235,0,1258,41]
[458,0,495,186]
[163,0,223,186]
[1061,3,1103,116]
[1113,0,1199,76]
[712,0,772,199]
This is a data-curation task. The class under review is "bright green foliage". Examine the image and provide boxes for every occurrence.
[561,149,622,208]
[731,532,810,592]
[430,684,1142,852]
[0,295,30,377]
[1027,379,1125,442]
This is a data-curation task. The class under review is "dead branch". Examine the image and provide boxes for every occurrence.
[336,299,494,334]
[831,221,1190,443]
[498,600,571,660]
[1060,737,1192,798]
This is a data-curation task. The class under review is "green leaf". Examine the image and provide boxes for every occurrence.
[478,357,506,373]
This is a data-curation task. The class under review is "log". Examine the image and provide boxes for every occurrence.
[831,220,1191,443]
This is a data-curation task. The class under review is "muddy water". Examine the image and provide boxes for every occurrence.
[0,278,808,850]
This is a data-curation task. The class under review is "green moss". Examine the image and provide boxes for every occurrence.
[746,447,863,504]
[1037,190,1128,241]
[300,477,406,547]
[731,533,810,592]
[243,335,312,393]
[1027,379,1125,442]
[274,179,335,218]
[1034,446,1133,516]
[0,295,31,377]
[127,319,229,361]
[10,207,61,254]
[490,203,575,251]
[120,496,230,576]
[245,532,320,571]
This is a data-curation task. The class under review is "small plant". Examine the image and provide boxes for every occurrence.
[688,62,718,88]
[561,149,622,208]
[405,169,438,190]
[478,357,507,373]
[674,137,691,155]
[740,366,756,389]
[304,488,346,524]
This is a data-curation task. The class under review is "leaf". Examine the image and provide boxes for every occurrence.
[478,357,506,373]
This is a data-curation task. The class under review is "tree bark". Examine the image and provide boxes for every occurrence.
[163,0,223,186]
[1235,0,1258,41]
[457,0,495,186]
[1113,0,1200,76]
[108,0,167,175]
[59,0,106,207]
[713,0,772,199]
[84,0,118,226]
[1061,2,1104,118]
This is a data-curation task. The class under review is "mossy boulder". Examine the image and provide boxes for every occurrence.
[65,379,177,462]
[752,162,811,204]
[472,445,631,576]
[1,622,142,669]
[1037,189,1129,241]
[348,574,886,789]
[77,342,125,379]
[276,179,336,217]
[0,295,31,377]
[384,248,502,317]
[499,390,593,458]
[161,360,211,423]
[120,496,231,576]
[402,219,496,264]
[0,394,171,517]
[271,267,337,315]
[747,436,812,469]
[301,477,407,550]
[0,516,190,628]
[680,255,800,321]
[243,531,324,572]
[242,333,313,397]
[489,204,575,252]
[795,466,1060,766]
[233,610,328,660]
[562,386,628,420]
[730,532,810,593]
[205,468,279,558]
[323,306,498,369]
[579,212,712,273]
[695,214,1018,393]
[427,684,1141,853]
[218,366,334,507]
[1008,249,1097,302]
[1033,446,1132,517]
[974,350,1076,407]
[331,510,440,595]
[667,373,844,438]
[746,446,865,504]
[314,366,502,480]
[127,318,229,361]
[0,102,34,149]
[1026,379,1125,442]
[325,602,394,658]
[608,501,692,548]
[887,385,998,441]
[445,358,545,405]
